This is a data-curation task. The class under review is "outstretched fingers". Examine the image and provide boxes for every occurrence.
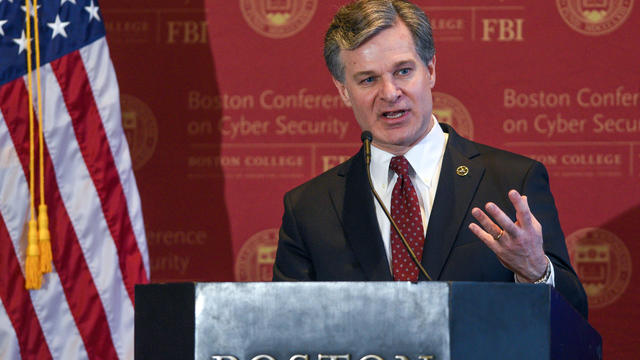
[469,207,504,253]
[509,190,533,228]
[482,201,518,237]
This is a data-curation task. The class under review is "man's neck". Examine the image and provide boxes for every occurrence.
[371,115,436,155]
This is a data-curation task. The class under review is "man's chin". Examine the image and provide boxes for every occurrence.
[371,135,417,153]
[382,130,418,145]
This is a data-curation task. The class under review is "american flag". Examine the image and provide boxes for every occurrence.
[0,0,149,359]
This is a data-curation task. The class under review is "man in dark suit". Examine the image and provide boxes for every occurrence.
[272,0,588,318]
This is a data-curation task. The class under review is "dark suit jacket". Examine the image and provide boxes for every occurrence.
[273,123,588,318]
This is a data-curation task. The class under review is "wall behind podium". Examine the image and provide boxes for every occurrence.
[101,1,639,358]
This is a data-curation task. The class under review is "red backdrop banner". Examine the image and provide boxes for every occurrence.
[102,0,639,357]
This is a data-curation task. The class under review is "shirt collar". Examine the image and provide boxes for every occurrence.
[370,115,446,189]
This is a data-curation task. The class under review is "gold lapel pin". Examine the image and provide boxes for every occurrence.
[456,165,469,176]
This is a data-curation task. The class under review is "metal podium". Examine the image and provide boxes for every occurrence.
[135,282,601,360]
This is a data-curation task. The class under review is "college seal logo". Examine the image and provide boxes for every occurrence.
[566,227,632,309]
[433,91,474,139]
[235,228,279,281]
[556,0,634,36]
[240,0,318,39]
[120,94,158,170]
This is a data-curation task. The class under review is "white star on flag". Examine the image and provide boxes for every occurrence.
[12,30,31,54]
[60,0,77,5]
[0,20,7,37]
[21,1,41,17]
[84,0,101,22]
[48,15,71,39]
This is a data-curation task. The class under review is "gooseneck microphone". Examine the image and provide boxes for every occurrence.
[361,131,432,281]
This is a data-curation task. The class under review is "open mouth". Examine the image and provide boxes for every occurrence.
[382,110,408,119]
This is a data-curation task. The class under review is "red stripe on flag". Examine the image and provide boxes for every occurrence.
[0,216,53,360]
[0,79,32,176]
[0,80,53,360]
[51,51,147,303]
[0,79,120,360]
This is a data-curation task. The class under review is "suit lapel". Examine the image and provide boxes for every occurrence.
[338,149,393,280]
[421,124,485,280]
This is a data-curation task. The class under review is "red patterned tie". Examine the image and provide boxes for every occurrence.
[389,156,425,281]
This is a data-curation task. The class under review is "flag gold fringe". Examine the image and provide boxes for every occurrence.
[38,205,52,273]
[25,220,42,289]
[24,0,51,289]
[32,1,51,274]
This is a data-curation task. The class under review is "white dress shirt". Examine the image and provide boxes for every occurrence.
[368,116,554,285]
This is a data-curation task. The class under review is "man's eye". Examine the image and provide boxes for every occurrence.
[397,68,412,76]
[360,76,375,84]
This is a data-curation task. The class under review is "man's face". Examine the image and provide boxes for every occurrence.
[333,21,436,155]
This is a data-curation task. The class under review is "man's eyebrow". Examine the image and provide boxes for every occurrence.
[350,58,419,81]
[394,60,416,68]
[352,70,377,79]
[351,60,417,78]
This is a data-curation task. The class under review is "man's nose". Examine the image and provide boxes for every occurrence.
[379,77,401,103]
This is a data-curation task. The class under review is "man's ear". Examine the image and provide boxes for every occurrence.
[332,77,352,107]
[427,55,436,88]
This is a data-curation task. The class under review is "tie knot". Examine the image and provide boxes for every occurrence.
[390,156,411,177]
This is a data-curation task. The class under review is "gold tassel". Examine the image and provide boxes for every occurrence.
[25,219,42,290]
[38,204,52,273]
[24,0,41,290]
[32,0,51,274]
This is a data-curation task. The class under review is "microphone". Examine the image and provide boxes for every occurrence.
[361,131,373,166]
[361,131,432,281]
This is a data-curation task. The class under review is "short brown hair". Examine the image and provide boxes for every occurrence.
[324,0,435,82]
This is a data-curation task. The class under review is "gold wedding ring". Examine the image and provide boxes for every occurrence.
[494,229,504,241]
